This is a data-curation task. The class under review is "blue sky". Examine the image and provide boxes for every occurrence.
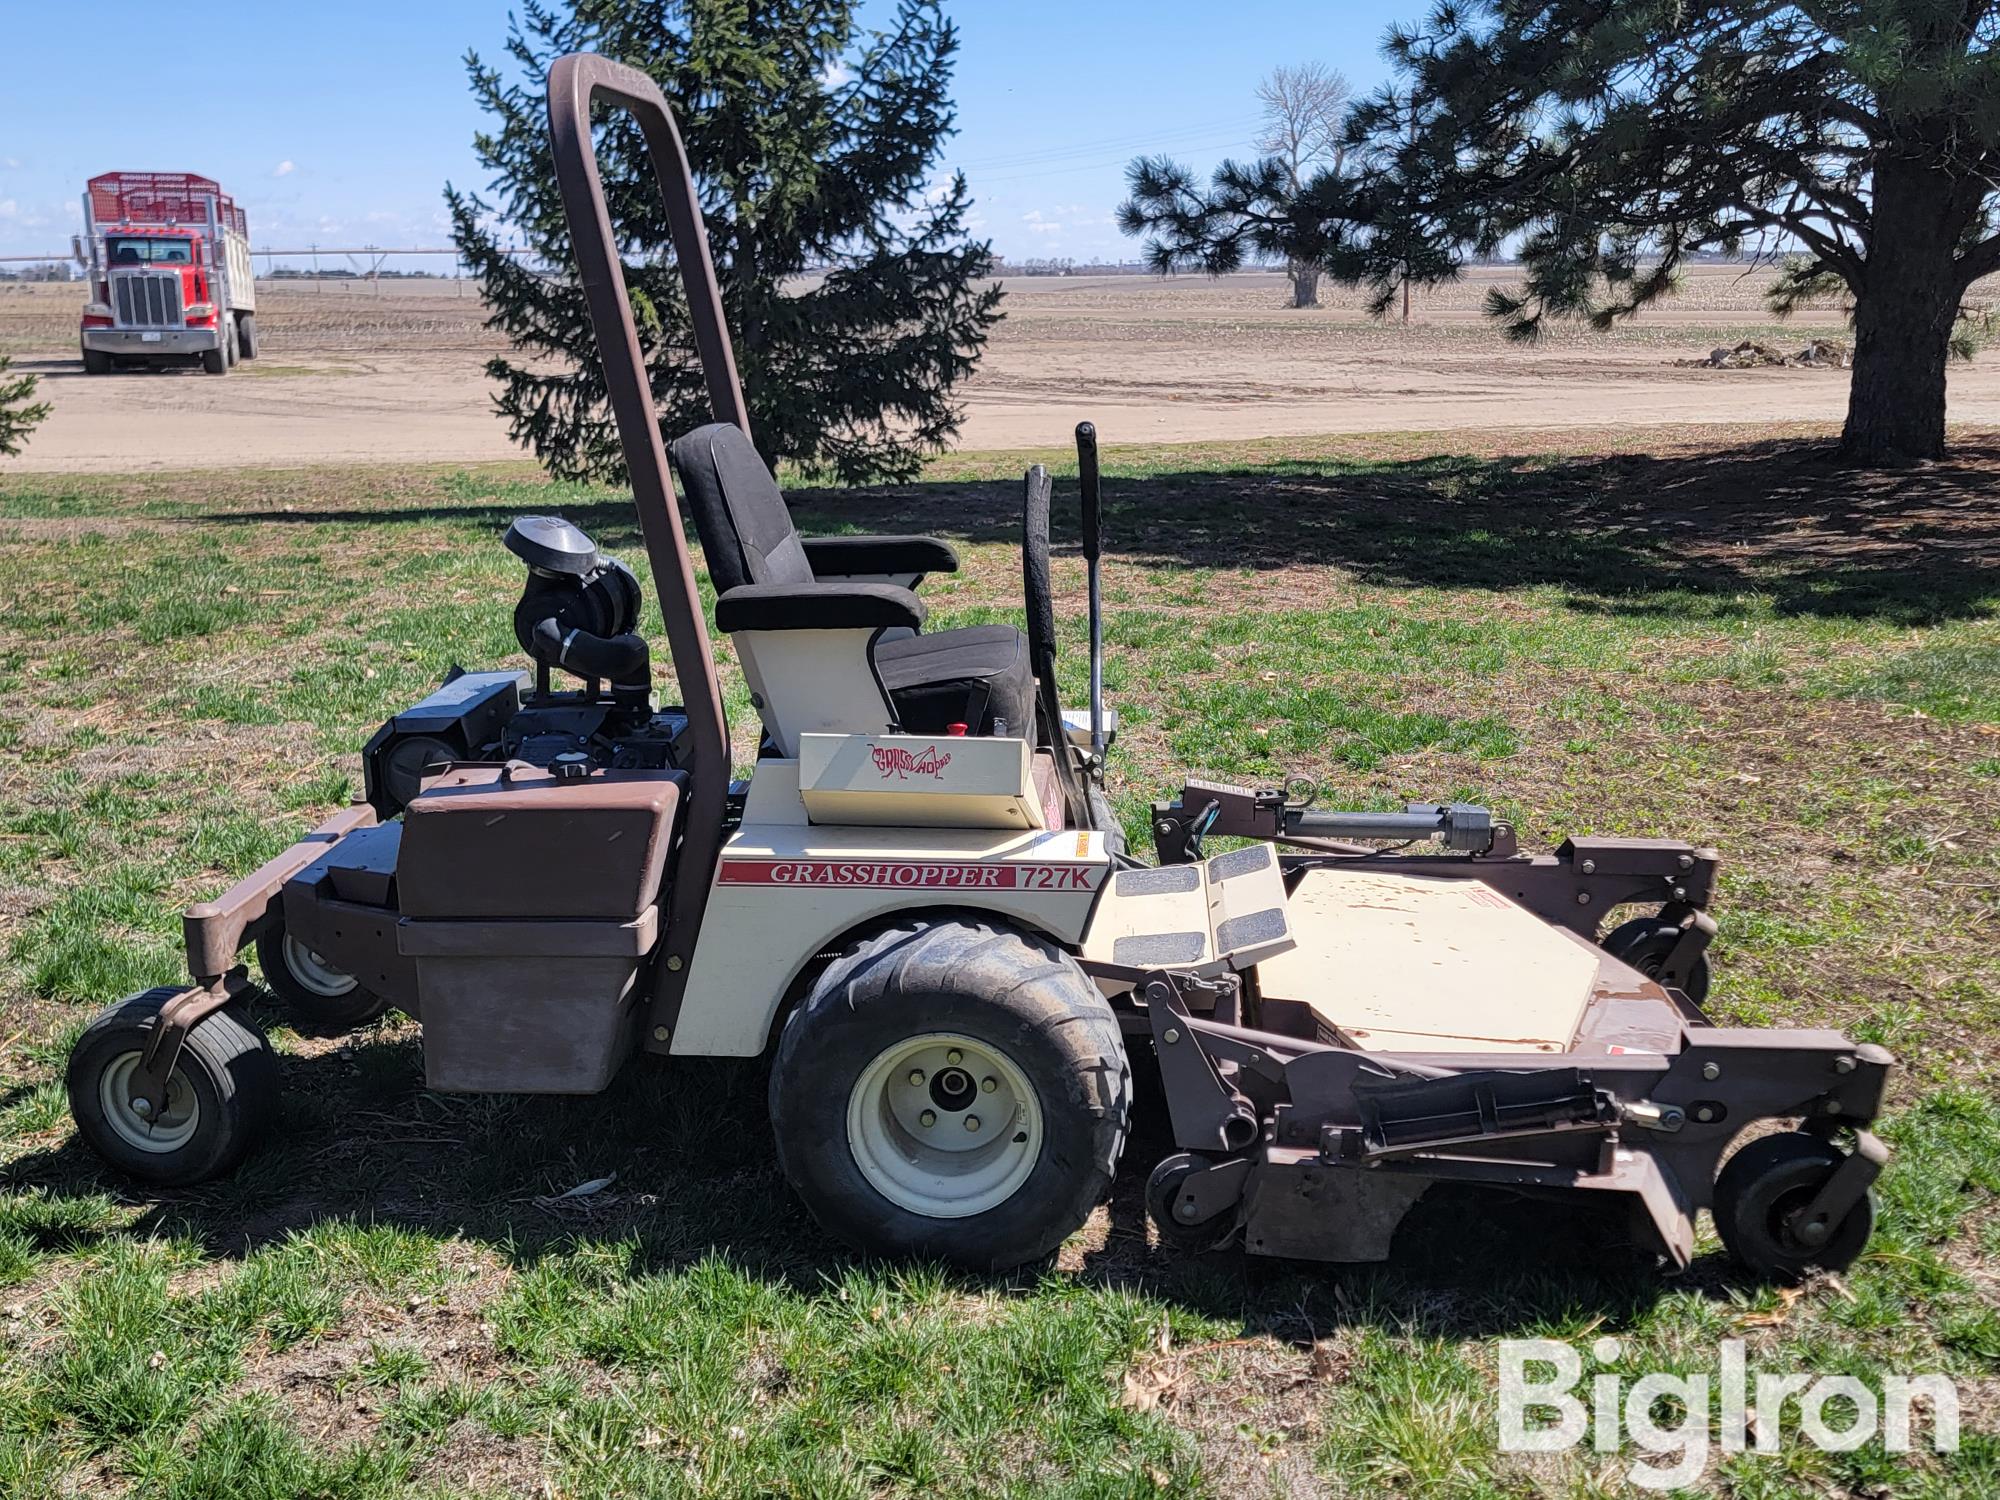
[0,1,1417,269]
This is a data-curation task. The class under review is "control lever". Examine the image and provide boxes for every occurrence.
[1074,421,1106,767]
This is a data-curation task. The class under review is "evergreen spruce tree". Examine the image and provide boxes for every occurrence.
[448,0,1001,483]
[0,356,50,460]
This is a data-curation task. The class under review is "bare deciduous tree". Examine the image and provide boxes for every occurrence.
[1255,62,1351,307]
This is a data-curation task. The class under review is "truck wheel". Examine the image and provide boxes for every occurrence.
[769,918,1129,1269]
[236,313,258,360]
[1712,1131,1876,1281]
[81,345,111,375]
[256,922,390,1029]
[225,318,240,367]
[201,343,227,376]
[66,989,279,1186]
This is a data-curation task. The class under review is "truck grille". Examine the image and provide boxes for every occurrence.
[112,272,183,328]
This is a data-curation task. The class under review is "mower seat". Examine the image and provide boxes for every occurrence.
[670,423,1034,737]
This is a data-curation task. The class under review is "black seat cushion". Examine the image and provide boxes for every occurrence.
[671,421,1034,736]
[876,625,1034,737]
[669,422,812,591]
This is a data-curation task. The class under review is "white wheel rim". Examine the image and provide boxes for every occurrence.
[97,1052,200,1154]
[283,934,358,997]
[846,1031,1044,1219]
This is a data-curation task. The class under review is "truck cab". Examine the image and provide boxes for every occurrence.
[75,172,258,375]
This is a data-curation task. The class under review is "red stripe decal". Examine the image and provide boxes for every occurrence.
[719,860,1097,891]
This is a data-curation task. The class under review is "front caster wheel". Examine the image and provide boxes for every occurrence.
[66,989,279,1186]
[1602,916,1711,1003]
[770,919,1129,1270]
[256,922,389,1028]
[1713,1131,1876,1281]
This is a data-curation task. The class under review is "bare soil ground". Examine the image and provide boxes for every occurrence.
[4,265,1992,471]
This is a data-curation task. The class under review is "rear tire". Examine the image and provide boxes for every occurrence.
[235,312,258,360]
[66,989,278,1186]
[769,918,1129,1269]
[201,343,227,375]
[256,922,391,1028]
[80,344,111,375]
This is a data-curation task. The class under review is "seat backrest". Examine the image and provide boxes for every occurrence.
[668,422,811,593]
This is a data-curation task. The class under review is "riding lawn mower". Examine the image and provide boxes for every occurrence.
[64,54,1892,1280]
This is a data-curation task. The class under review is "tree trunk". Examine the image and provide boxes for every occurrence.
[1840,162,1963,464]
[1288,260,1321,308]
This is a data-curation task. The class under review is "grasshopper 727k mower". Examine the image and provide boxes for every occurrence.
[66,55,1891,1279]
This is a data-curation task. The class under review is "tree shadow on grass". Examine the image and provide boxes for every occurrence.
[2,1014,1718,1344]
[213,436,2000,626]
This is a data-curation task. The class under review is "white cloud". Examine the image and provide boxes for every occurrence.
[0,199,17,220]
[819,58,852,89]
[272,160,295,177]
[0,157,19,170]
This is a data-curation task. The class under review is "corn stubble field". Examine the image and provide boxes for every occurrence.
[0,304,1998,1492]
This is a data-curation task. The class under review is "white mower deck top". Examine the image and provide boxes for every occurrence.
[1258,868,1600,1053]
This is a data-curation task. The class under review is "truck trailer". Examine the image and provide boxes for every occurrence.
[73,172,257,375]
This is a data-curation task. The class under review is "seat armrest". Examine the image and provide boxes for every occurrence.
[803,535,959,579]
[715,580,927,634]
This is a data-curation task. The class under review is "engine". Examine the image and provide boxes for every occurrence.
[360,517,691,817]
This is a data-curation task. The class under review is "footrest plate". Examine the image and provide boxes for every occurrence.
[1082,843,1293,977]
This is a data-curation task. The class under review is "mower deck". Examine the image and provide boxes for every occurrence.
[1259,868,1605,1054]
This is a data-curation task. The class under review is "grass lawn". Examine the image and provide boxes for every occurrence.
[0,427,1995,1497]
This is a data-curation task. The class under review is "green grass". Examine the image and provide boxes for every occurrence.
[1,433,1996,1496]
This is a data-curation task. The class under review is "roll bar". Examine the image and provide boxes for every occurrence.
[544,51,738,1042]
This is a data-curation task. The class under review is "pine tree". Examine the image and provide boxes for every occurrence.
[448,0,1001,484]
[1357,1,2000,464]
[1121,72,1463,324]
[0,356,50,459]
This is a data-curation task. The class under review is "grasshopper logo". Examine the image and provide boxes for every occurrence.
[872,744,952,780]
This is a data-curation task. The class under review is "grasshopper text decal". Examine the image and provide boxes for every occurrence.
[871,744,952,780]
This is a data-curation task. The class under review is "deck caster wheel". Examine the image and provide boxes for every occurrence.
[1713,1132,1876,1281]
[769,919,1129,1270]
[1146,1153,1237,1254]
[256,922,390,1028]
[1602,916,1711,1002]
[65,988,279,1186]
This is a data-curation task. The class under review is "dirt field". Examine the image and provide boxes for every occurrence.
[3,265,1987,471]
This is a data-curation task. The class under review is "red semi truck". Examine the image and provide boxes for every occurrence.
[73,172,258,376]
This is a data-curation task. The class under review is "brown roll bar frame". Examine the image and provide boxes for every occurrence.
[544,53,740,1043]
